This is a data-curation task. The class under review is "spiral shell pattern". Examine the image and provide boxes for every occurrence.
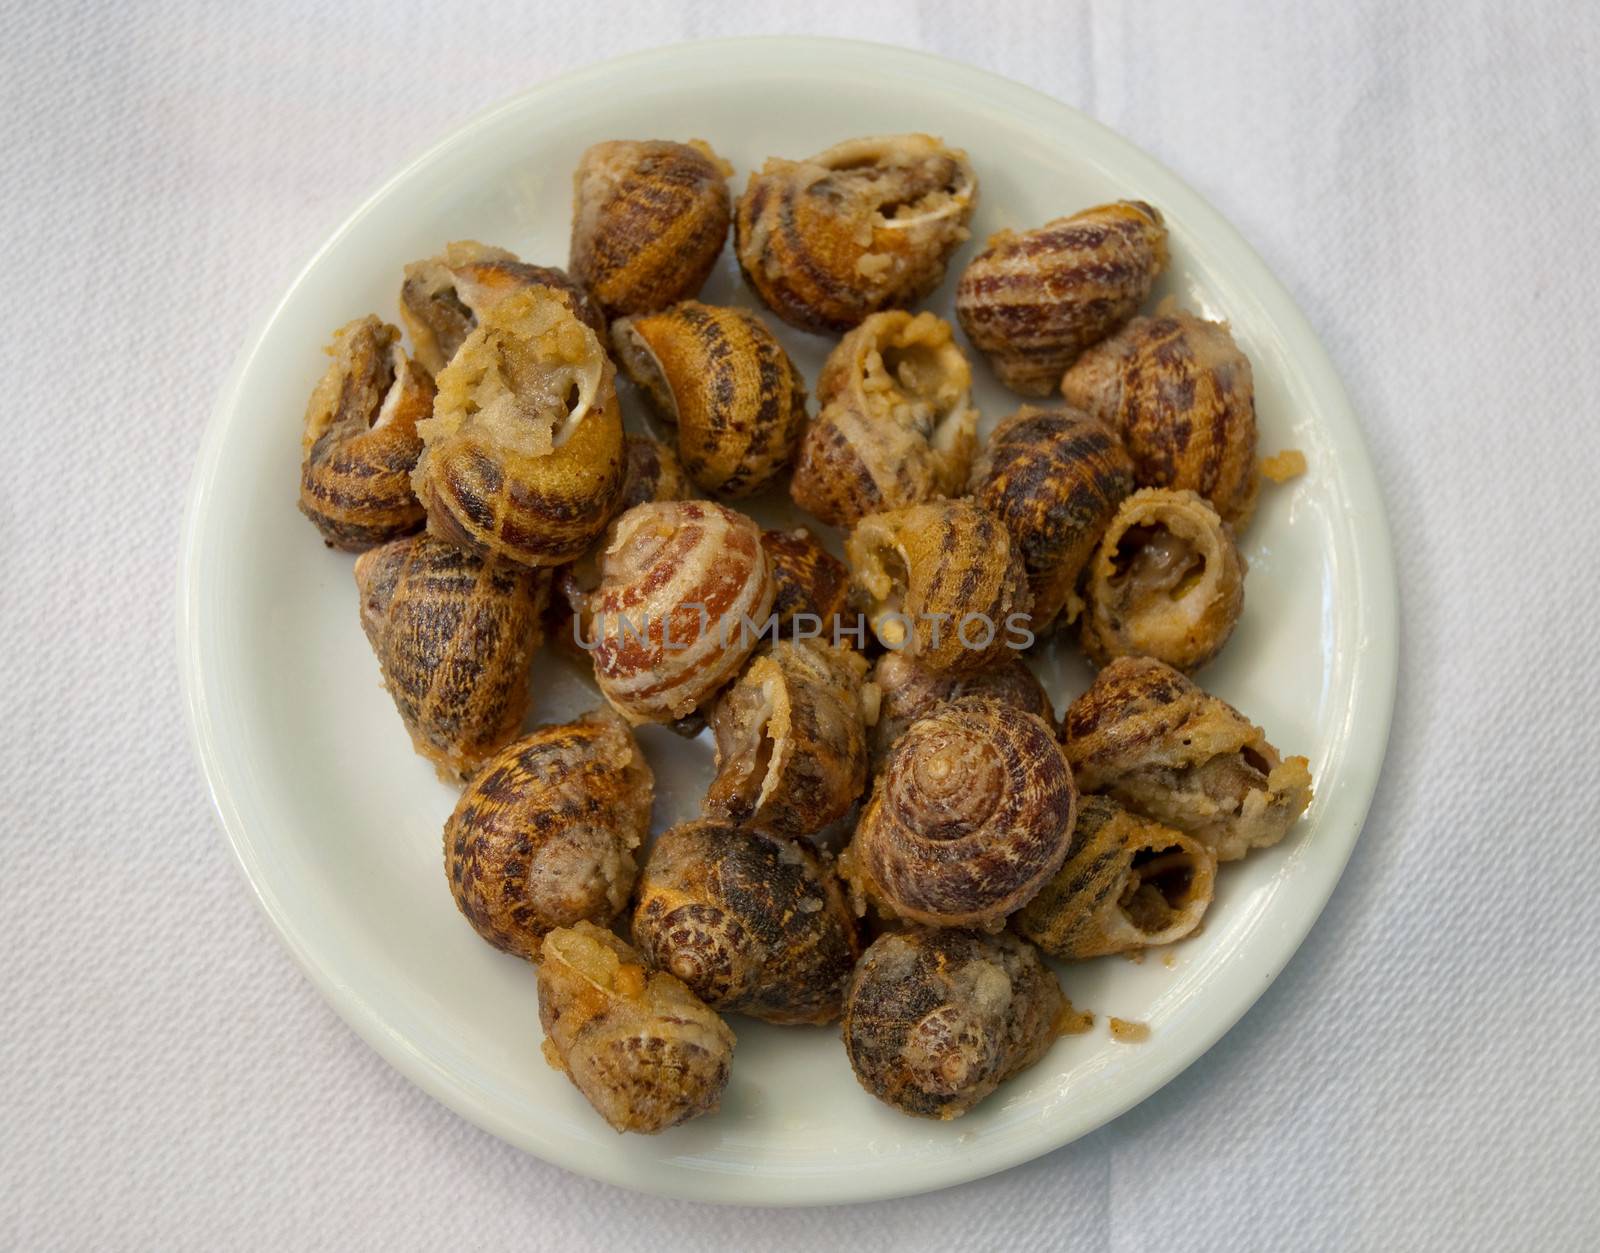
[298,315,432,550]
[569,139,732,320]
[612,301,807,498]
[353,534,546,781]
[760,528,853,636]
[632,820,861,1025]
[588,500,775,723]
[967,406,1136,631]
[955,200,1169,395]
[735,134,977,333]
[1061,309,1259,526]
[869,650,1054,768]
[842,696,1077,930]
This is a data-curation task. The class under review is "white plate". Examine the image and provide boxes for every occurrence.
[179,38,1397,1205]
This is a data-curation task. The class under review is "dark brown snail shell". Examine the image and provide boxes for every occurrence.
[868,650,1054,769]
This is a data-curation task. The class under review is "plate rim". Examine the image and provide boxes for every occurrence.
[178,35,1399,1206]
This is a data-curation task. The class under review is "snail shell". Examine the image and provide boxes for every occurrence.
[632,820,861,1025]
[1012,795,1216,959]
[353,534,546,782]
[760,528,853,637]
[869,650,1053,769]
[399,240,604,375]
[569,139,733,320]
[790,311,978,528]
[1080,487,1245,672]
[616,433,693,515]
[967,406,1136,632]
[842,927,1065,1120]
[298,316,432,550]
[538,921,735,1134]
[1061,309,1260,526]
[412,288,625,568]
[1062,656,1313,861]
[735,134,978,333]
[588,500,775,723]
[705,639,871,838]
[443,708,653,961]
[611,302,808,498]
[955,200,1169,395]
[845,498,1031,672]
[841,696,1077,930]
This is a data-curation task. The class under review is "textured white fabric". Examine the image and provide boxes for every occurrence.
[3,2,1597,1248]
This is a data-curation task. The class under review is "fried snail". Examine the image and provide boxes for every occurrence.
[353,534,546,782]
[841,696,1077,931]
[1062,656,1313,862]
[298,315,433,550]
[632,819,861,1025]
[611,301,808,498]
[443,708,654,961]
[845,498,1030,672]
[569,139,733,320]
[615,433,693,515]
[955,200,1169,395]
[1012,795,1215,959]
[868,650,1053,769]
[735,134,977,333]
[1080,488,1245,672]
[790,311,978,528]
[538,921,735,1134]
[704,639,870,838]
[399,240,604,375]
[586,500,775,723]
[760,528,853,636]
[1062,308,1259,526]
[842,927,1066,1120]
[967,406,1136,632]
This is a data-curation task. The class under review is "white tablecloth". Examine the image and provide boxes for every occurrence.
[4,2,1596,1248]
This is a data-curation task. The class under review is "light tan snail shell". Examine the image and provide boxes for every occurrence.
[443,708,653,961]
[842,927,1066,1119]
[790,311,978,529]
[1062,308,1260,526]
[1062,656,1313,861]
[1080,487,1245,672]
[631,819,861,1025]
[841,696,1078,930]
[538,921,735,1134]
[298,315,432,550]
[869,650,1054,769]
[735,134,977,333]
[569,139,733,320]
[411,288,625,568]
[611,301,808,498]
[1012,795,1216,959]
[353,534,546,782]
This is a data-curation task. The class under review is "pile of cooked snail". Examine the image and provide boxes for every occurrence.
[297,133,1313,1135]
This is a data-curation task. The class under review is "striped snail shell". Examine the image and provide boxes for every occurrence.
[955,200,1169,396]
[412,288,625,569]
[842,927,1066,1120]
[538,921,735,1134]
[443,707,653,961]
[841,696,1077,930]
[1080,487,1245,672]
[353,534,546,782]
[587,500,775,723]
[569,139,733,320]
[845,498,1031,672]
[790,311,978,528]
[399,240,604,374]
[760,528,853,637]
[869,650,1054,769]
[631,820,861,1025]
[704,639,871,838]
[967,406,1136,632]
[611,301,808,498]
[1012,795,1216,959]
[298,315,432,550]
[1062,308,1260,526]
[735,134,977,333]
[1062,656,1313,862]
[615,433,693,515]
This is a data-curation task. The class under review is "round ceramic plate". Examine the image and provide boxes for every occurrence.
[180,38,1397,1205]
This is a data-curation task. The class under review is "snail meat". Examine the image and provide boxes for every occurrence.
[868,650,1053,769]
